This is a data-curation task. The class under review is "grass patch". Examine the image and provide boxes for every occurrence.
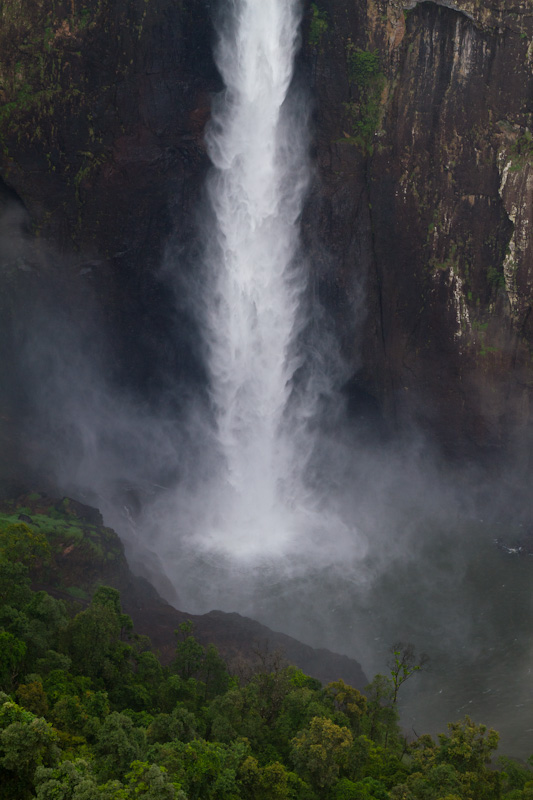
[0,511,102,552]
[0,497,124,575]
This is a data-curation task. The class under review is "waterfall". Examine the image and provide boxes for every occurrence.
[200,0,312,560]
[135,0,358,613]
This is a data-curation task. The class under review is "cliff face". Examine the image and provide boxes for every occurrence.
[1,0,533,463]
[306,0,533,458]
[0,0,216,258]
[0,0,217,434]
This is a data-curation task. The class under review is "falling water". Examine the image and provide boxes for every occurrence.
[199,0,315,560]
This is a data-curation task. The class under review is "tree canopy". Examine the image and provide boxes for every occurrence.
[0,515,530,799]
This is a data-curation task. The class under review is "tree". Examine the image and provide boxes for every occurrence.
[202,643,230,700]
[387,642,428,706]
[207,686,256,744]
[63,601,119,679]
[92,587,133,637]
[102,760,177,800]
[35,760,179,800]
[435,716,499,773]
[291,715,353,789]
[0,699,59,799]
[172,621,205,681]
[147,705,198,745]
[34,759,100,800]
[363,674,397,746]
[499,755,533,796]
[239,755,300,800]
[407,762,461,800]
[16,679,49,716]
[409,717,501,800]
[0,561,32,608]
[325,679,368,731]
[0,522,50,566]
[0,631,27,690]
[93,711,147,780]
[62,587,134,686]
[20,591,69,668]
[273,685,333,759]
[153,738,249,800]
[246,660,294,728]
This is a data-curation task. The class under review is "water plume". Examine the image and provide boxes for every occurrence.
[167,0,361,571]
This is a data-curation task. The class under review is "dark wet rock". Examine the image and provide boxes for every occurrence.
[119,599,367,688]
[302,0,533,460]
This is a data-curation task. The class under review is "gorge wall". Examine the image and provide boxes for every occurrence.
[306,0,533,461]
[1,0,533,473]
[0,0,218,484]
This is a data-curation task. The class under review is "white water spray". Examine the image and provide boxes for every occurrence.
[201,0,310,560]
[192,0,357,567]
[112,0,362,609]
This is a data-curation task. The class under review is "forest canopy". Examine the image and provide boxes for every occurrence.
[0,516,532,799]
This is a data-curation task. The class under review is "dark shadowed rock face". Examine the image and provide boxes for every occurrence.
[1,0,533,466]
[124,603,368,689]
[0,0,218,419]
[304,0,533,460]
[0,0,217,261]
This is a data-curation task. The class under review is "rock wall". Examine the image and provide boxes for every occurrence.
[1,0,533,464]
[0,0,217,422]
[0,0,216,257]
[305,0,533,459]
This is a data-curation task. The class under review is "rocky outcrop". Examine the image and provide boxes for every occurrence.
[305,0,533,458]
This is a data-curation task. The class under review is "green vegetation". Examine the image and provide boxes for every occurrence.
[343,43,386,155]
[0,507,531,798]
[510,130,533,171]
[487,264,506,288]
[428,254,459,273]
[309,3,328,48]
[346,46,381,88]
[0,502,121,561]
[472,320,502,357]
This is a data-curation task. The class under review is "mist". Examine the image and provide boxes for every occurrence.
[2,0,533,760]
[6,189,533,755]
